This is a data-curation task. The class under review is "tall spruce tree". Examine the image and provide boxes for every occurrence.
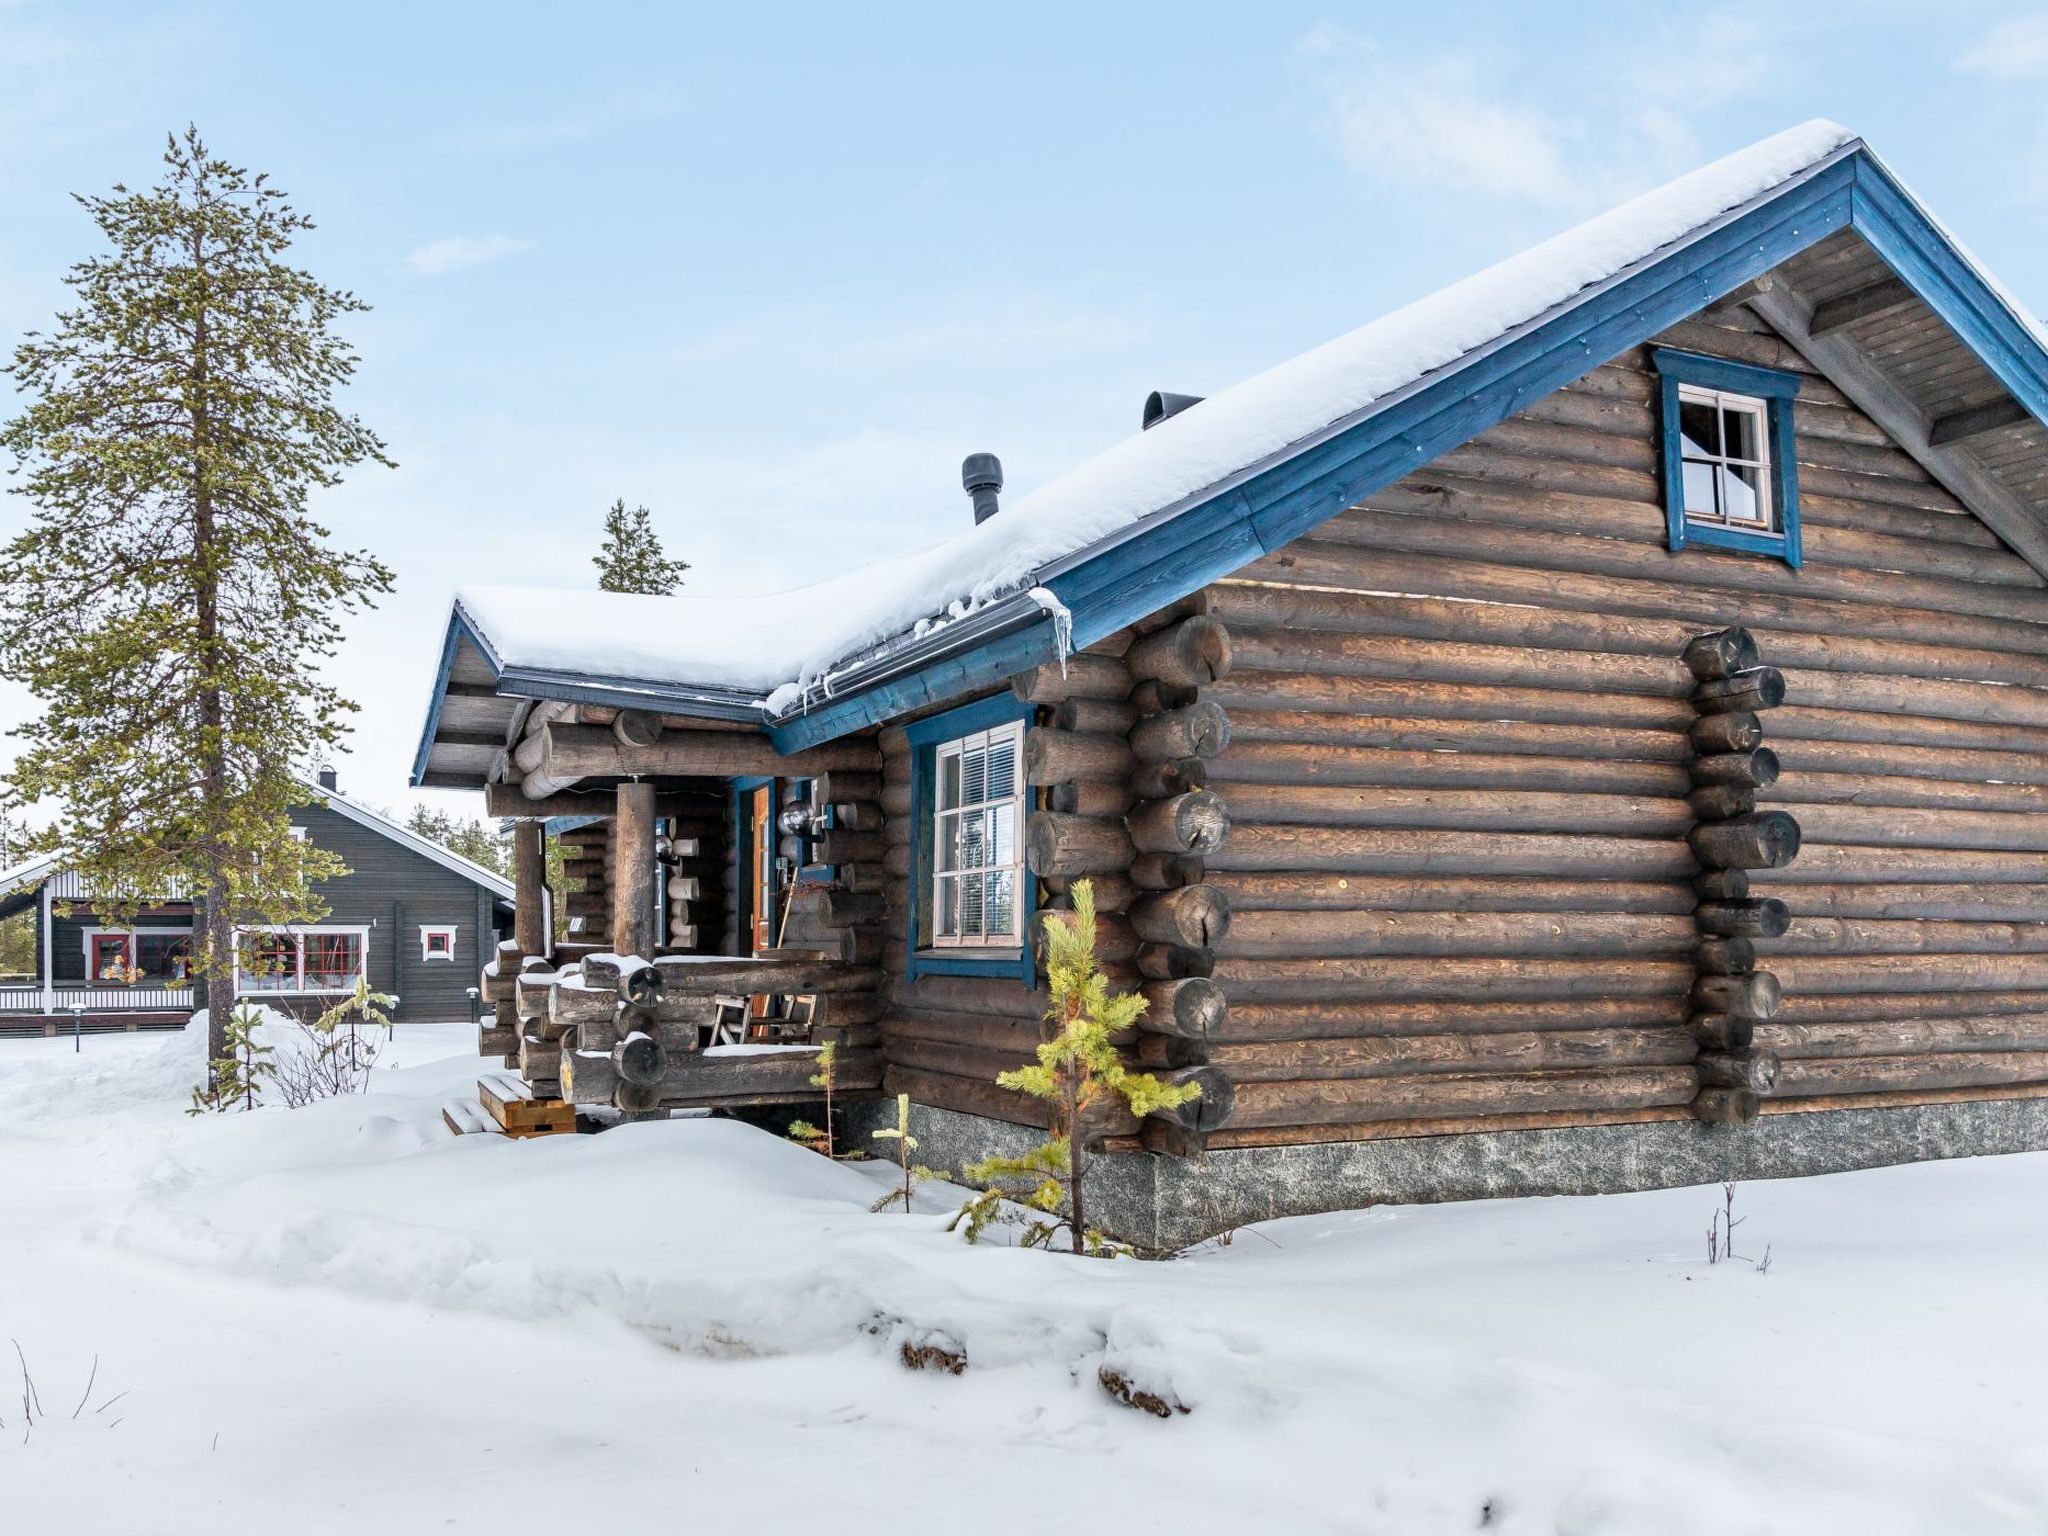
[592,498,690,593]
[0,128,393,1074]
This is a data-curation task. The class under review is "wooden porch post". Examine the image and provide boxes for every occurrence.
[513,820,547,958]
[613,782,656,959]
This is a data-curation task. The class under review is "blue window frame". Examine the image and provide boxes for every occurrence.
[1652,347,1802,567]
[903,694,1037,984]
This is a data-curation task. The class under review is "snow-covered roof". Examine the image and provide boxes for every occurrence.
[0,782,515,904]
[302,777,515,901]
[449,121,1861,713]
[0,852,58,894]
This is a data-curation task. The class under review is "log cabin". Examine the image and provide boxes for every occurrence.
[0,769,515,1032]
[411,122,2048,1246]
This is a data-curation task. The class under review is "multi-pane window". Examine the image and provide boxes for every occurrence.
[238,928,367,993]
[1677,386,1775,534]
[1652,347,1802,567]
[930,721,1025,947]
[135,932,192,981]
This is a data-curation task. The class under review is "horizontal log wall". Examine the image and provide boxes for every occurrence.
[1196,312,2048,1145]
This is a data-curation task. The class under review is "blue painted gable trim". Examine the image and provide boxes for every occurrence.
[902,693,1038,987]
[1650,347,1804,567]
[1849,155,2048,436]
[408,609,504,787]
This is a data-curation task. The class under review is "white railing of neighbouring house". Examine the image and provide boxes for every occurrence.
[0,983,197,1014]
[44,870,191,901]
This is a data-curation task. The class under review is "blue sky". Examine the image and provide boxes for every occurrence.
[5,1,2048,819]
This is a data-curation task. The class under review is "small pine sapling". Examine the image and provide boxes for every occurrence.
[811,1039,838,1150]
[960,880,1201,1254]
[786,1041,841,1156]
[869,1093,939,1212]
[189,1002,276,1114]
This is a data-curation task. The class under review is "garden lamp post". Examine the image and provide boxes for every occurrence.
[466,986,480,1027]
[69,1002,84,1053]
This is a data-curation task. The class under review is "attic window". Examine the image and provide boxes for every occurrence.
[1652,347,1802,566]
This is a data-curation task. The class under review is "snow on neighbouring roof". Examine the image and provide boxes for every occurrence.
[453,120,1859,708]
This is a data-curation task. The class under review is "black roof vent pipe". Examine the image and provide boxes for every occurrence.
[1143,391,1205,431]
[962,453,1004,524]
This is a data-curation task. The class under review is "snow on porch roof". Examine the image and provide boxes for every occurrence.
[445,121,1864,715]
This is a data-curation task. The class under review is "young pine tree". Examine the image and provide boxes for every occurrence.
[963,880,1201,1254]
[592,498,690,594]
[0,128,393,1076]
[188,1001,277,1114]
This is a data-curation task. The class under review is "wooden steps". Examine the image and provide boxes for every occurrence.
[477,1071,576,1137]
[441,1098,499,1137]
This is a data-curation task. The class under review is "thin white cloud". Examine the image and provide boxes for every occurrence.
[1956,14,2048,78]
[1299,26,1580,205]
[405,234,532,276]
[1298,18,1784,211]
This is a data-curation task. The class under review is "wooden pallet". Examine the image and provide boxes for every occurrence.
[477,1072,576,1138]
[441,1098,500,1137]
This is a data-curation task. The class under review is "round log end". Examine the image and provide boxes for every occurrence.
[1692,1086,1762,1125]
[1139,976,1227,1042]
[615,1080,661,1114]
[614,1031,667,1086]
[1156,1064,1234,1132]
[621,967,666,1007]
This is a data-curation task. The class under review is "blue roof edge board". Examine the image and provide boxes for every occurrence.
[418,141,2048,773]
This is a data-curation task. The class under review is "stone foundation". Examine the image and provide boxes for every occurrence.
[840,1094,2048,1251]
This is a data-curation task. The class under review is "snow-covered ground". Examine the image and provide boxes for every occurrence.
[4,1024,2046,1534]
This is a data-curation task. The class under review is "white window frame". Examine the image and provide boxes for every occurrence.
[419,924,457,962]
[927,720,1027,950]
[1676,383,1778,536]
[234,924,370,995]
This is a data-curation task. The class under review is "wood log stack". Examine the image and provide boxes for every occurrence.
[661,800,728,954]
[1683,627,1801,1124]
[1018,606,1239,1154]
[556,819,613,959]
[477,937,523,1060]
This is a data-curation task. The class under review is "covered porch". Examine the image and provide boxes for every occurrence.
[0,862,199,1030]
[419,653,886,1114]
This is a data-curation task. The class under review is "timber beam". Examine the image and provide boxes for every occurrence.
[1806,276,1915,338]
[1929,395,2033,448]
[540,723,880,782]
[483,783,722,819]
[1749,282,2048,579]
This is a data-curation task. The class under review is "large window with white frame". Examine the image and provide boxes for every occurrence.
[929,720,1027,947]
[236,926,368,994]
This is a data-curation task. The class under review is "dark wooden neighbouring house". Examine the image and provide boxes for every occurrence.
[0,770,515,1031]
[412,124,2048,1246]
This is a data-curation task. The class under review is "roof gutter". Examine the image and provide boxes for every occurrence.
[761,586,1054,727]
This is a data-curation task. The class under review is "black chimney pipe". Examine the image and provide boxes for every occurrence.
[1143,391,1205,431]
[317,765,338,792]
[962,453,1004,524]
